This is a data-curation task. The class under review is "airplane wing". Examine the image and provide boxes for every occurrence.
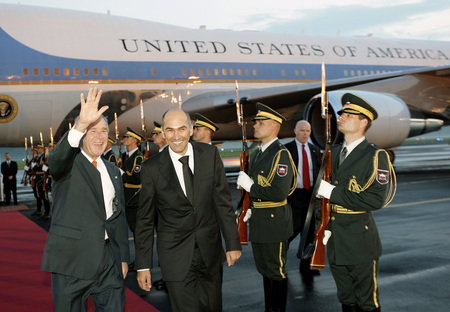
[184,65,450,148]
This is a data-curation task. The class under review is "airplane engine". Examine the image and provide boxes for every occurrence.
[304,90,412,149]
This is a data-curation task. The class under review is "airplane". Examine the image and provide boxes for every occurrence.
[1,3,449,154]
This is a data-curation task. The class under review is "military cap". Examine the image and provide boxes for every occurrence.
[108,136,116,144]
[123,127,144,141]
[194,113,219,132]
[338,93,378,121]
[252,102,286,124]
[36,144,45,149]
[151,121,162,134]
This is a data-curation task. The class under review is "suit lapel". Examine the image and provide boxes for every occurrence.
[159,148,190,204]
[78,155,105,212]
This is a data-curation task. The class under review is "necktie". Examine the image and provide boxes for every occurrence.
[179,156,194,203]
[339,147,347,167]
[302,144,310,190]
[7,162,10,168]
[92,160,97,168]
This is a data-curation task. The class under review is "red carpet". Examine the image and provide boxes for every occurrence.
[0,211,158,311]
[0,204,29,212]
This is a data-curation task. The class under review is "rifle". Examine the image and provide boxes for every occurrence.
[235,80,250,245]
[140,100,150,160]
[21,137,29,185]
[29,136,36,187]
[298,62,332,270]
[114,113,123,168]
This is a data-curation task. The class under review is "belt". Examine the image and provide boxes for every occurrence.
[124,183,142,188]
[332,205,366,214]
[251,199,287,208]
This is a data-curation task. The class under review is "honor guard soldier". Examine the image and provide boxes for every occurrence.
[151,121,168,152]
[237,103,297,312]
[192,113,219,144]
[102,136,119,166]
[122,127,144,233]
[318,93,396,312]
[33,143,51,219]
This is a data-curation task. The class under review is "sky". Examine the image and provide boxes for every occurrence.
[1,0,450,41]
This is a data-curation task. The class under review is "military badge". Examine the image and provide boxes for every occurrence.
[134,165,141,173]
[376,169,389,184]
[277,164,288,177]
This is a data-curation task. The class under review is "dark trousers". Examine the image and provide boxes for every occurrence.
[288,188,315,273]
[330,259,380,311]
[35,185,50,216]
[252,241,288,280]
[51,243,125,312]
[4,180,17,205]
[165,244,223,312]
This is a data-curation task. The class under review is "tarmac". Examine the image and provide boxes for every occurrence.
[6,142,450,311]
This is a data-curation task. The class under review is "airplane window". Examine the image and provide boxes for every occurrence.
[74,68,80,76]
[190,68,196,76]
[182,68,188,76]
[245,69,250,76]
[364,70,368,75]
[102,68,109,76]
[370,70,375,75]
[295,69,300,76]
[214,68,219,76]
[357,70,362,76]
[43,68,50,76]
[344,70,349,77]
[222,69,228,76]
[64,68,70,76]
[198,68,204,76]
[54,68,60,76]
[33,68,39,76]
[237,69,243,76]
[93,68,99,76]
[376,70,381,74]
[281,69,286,76]
[252,69,258,76]
[350,70,355,76]
[206,68,212,76]
[23,68,29,76]
[83,68,89,75]
[302,69,306,76]
[230,68,235,76]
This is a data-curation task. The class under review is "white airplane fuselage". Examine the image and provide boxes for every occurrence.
[1,4,449,147]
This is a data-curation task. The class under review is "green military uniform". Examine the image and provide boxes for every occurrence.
[33,146,50,218]
[326,93,396,312]
[102,137,119,166]
[122,128,144,232]
[244,103,297,312]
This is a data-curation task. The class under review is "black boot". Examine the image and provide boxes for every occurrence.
[342,304,358,312]
[272,278,288,312]
[263,277,274,312]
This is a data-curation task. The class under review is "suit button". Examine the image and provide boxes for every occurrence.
[365,226,369,230]
[331,216,335,221]
[271,214,274,218]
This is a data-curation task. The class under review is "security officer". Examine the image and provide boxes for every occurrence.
[318,93,396,312]
[102,136,119,166]
[192,113,219,144]
[33,144,51,220]
[237,103,297,312]
[122,127,144,233]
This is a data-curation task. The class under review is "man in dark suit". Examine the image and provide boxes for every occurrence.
[135,108,241,312]
[318,93,396,312]
[41,88,129,311]
[1,153,18,205]
[284,120,321,283]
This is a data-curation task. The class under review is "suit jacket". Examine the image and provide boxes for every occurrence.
[284,140,321,188]
[327,139,390,265]
[41,132,129,279]
[135,142,241,281]
[1,160,18,184]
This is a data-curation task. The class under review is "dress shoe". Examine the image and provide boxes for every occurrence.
[152,278,167,291]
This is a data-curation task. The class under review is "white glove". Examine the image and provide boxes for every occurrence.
[42,164,49,172]
[318,179,335,199]
[119,168,125,175]
[24,165,29,171]
[323,230,332,245]
[31,162,36,168]
[243,209,252,222]
[236,171,254,193]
